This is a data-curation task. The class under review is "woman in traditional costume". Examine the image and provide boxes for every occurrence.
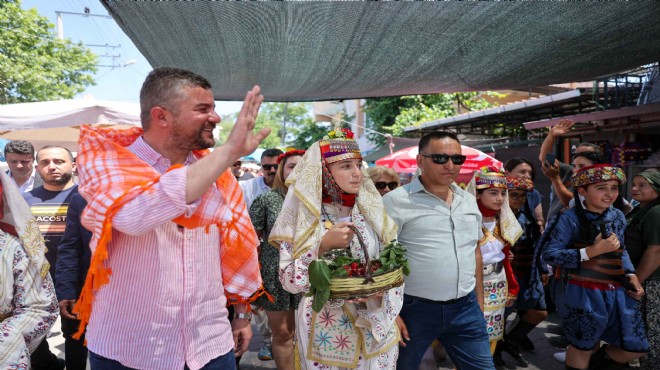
[269,128,402,370]
[625,169,660,370]
[250,149,305,370]
[0,171,58,368]
[466,166,522,359]
[541,164,648,370]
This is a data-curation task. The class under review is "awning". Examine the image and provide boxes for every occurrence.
[102,1,660,101]
[523,101,660,131]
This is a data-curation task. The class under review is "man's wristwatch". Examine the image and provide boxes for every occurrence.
[234,312,253,321]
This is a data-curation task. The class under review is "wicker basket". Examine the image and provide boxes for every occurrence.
[327,225,405,300]
[329,267,404,299]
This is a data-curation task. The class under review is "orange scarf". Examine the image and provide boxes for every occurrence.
[72,125,262,338]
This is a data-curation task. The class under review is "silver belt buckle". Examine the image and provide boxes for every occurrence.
[483,263,495,275]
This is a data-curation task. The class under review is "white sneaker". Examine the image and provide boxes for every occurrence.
[553,351,566,363]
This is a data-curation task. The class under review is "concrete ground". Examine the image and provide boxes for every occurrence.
[46,313,574,370]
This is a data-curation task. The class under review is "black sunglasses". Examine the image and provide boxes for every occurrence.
[374,181,398,190]
[262,164,278,171]
[232,161,242,167]
[420,153,467,165]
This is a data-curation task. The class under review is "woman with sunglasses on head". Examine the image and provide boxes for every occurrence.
[466,166,522,361]
[270,128,402,370]
[367,166,400,197]
[541,164,648,370]
[625,169,660,370]
[248,149,305,370]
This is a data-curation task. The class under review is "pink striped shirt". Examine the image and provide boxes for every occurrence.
[85,137,234,370]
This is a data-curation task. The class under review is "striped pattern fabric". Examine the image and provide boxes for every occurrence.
[72,126,262,368]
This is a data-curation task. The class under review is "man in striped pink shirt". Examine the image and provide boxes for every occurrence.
[77,67,271,370]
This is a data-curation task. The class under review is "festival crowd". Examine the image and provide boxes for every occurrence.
[1,67,658,370]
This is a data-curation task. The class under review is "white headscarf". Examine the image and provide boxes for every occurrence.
[0,171,48,277]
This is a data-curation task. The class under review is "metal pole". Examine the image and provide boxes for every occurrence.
[56,12,63,39]
[281,103,289,147]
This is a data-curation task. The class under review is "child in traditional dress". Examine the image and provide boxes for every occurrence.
[497,177,548,367]
[541,164,649,370]
[467,167,522,357]
[270,128,402,370]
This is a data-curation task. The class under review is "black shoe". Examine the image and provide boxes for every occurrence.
[548,335,570,349]
[493,341,507,369]
[519,335,535,351]
[493,354,506,369]
[501,340,529,368]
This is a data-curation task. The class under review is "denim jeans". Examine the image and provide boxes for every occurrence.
[396,290,495,370]
[89,350,237,370]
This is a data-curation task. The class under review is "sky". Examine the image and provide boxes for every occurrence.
[22,0,244,116]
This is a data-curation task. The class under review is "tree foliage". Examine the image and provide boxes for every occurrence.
[0,0,97,104]
[364,92,503,144]
[216,102,317,149]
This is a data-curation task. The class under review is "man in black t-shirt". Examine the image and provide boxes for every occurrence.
[23,145,77,370]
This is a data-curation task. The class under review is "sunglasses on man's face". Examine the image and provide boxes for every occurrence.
[262,164,278,171]
[420,153,467,165]
[232,162,242,167]
[374,181,398,190]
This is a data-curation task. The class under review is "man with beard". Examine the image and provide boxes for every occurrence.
[23,145,77,370]
[71,67,268,370]
[23,146,77,281]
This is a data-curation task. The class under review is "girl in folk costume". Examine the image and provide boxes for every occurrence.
[541,164,649,370]
[269,128,402,370]
[0,171,58,367]
[498,177,548,367]
[466,166,522,355]
[249,149,305,370]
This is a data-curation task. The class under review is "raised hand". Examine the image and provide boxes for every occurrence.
[224,85,270,158]
[549,119,574,137]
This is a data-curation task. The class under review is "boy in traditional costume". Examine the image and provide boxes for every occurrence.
[541,164,649,370]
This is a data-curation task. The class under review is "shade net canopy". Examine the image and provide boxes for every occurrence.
[103,1,660,102]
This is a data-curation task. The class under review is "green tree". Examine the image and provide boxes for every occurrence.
[0,0,97,104]
[216,102,315,149]
[364,92,503,144]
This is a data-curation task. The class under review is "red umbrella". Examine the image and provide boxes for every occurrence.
[375,145,502,186]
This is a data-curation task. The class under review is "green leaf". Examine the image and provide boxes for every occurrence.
[331,267,349,278]
[402,263,411,276]
[333,255,355,267]
[309,260,331,291]
[312,289,331,313]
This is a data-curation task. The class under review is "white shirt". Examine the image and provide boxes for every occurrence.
[9,170,37,194]
[480,221,506,264]
[240,176,270,211]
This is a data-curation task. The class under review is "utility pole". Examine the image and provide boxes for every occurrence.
[55,10,123,69]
